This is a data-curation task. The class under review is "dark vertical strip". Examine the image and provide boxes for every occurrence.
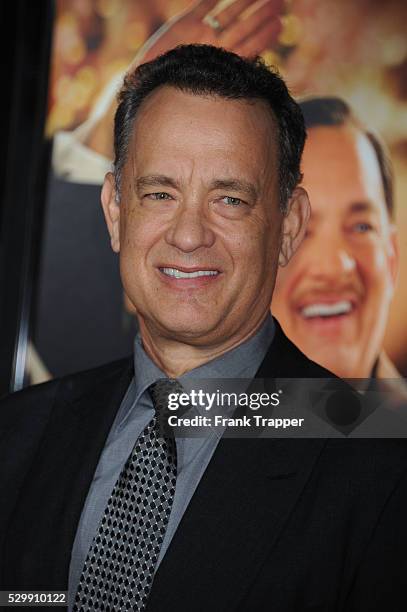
[0,0,54,395]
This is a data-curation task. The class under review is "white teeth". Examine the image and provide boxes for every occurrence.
[161,267,218,279]
[302,301,353,318]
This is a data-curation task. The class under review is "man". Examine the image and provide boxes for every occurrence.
[272,96,404,383]
[1,47,407,611]
[36,0,284,381]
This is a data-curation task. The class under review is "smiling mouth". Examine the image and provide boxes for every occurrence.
[160,267,219,279]
[300,300,354,319]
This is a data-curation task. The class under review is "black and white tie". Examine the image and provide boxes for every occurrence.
[73,379,181,611]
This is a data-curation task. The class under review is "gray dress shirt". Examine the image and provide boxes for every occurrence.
[68,314,275,609]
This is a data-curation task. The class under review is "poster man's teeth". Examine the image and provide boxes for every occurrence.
[302,301,352,318]
[161,267,218,279]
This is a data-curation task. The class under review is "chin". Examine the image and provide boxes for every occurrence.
[325,362,357,379]
[300,344,356,379]
[311,350,373,379]
[154,315,221,340]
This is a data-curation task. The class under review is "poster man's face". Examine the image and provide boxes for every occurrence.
[272,125,398,378]
[102,87,308,349]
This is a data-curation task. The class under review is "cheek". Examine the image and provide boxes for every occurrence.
[223,227,271,297]
[355,243,393,296]
[120,212,161,257]
[274,255,302,297]
[373,248,387,271]
[224,225,258,263]
[275,264,291,290]
[245,228,278,277]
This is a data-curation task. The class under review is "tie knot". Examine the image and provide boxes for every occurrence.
[148,378,185,417]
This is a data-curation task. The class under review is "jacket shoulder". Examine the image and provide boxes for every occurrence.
[0,356,133,431]
[0,357,133,516]
[263,318,339,379]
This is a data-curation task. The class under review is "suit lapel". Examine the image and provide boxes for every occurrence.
[147,322,327,610]
[4,359,133,589]
[5,319,329,603]
[147,437,325,610]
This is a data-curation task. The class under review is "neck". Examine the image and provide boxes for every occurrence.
[138,316,268,378]
[375,351,401,379]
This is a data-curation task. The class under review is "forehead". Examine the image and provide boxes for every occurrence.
[127,86,278,184]
[302,124,387,218]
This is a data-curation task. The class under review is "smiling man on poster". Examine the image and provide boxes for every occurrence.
[1,45,407,611]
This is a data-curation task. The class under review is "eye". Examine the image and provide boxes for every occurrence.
[352,222,374,233]
[145,192,172,201]
[221,196,244,207]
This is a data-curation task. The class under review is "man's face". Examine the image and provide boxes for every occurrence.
[272,124,398,378]
[102,87,308,350]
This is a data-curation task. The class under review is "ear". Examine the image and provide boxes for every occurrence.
[387,224,399,292]
[101,172,121,253]
[279,187,311,267]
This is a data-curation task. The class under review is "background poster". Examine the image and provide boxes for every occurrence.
[32,0,407,381]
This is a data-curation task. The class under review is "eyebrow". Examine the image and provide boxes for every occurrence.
[134,175,179,191]
[348,201,377,214]
[134,175,258,200]
[209,179,258,200]
[308,201,379,223]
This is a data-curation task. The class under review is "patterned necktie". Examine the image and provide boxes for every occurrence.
[73,379,181,612]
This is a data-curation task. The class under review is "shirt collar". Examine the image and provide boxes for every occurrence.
[119,314,275,428]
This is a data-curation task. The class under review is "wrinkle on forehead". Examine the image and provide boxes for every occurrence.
[124,86,278,197]
[302,125,388,221]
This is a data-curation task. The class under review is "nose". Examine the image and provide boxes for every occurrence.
[306,232,356,280]
[165,204,215,253]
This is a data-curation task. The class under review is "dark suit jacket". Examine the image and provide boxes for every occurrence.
[1,321,407,611]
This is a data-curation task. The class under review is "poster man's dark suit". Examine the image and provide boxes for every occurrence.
[35,173,137,378]
[1,322,407,611]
